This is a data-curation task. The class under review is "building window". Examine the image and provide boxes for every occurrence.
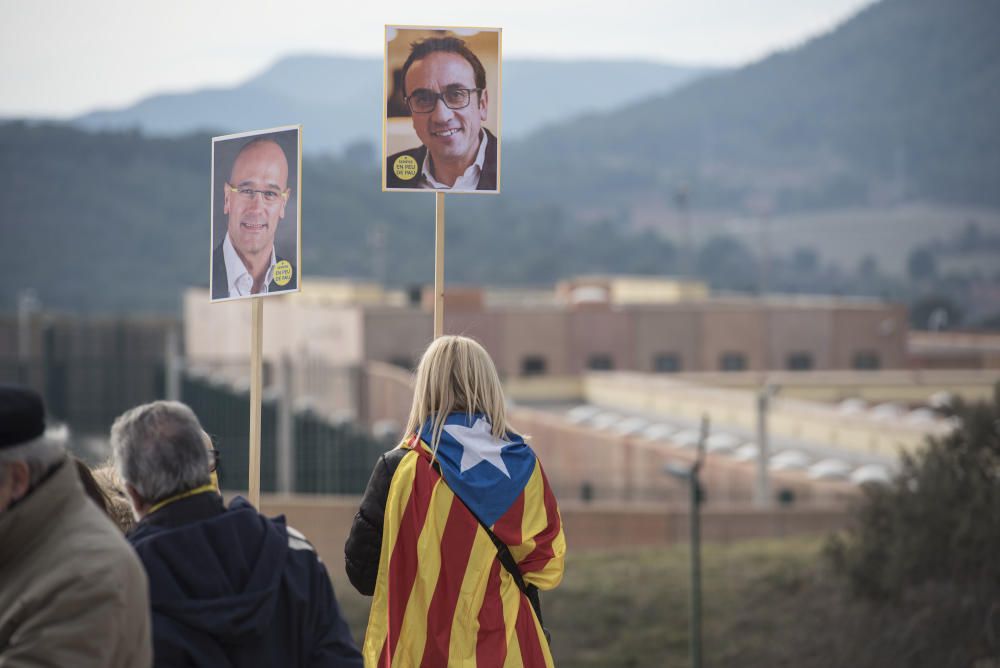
[521,356,547,376]
[853,351,880,370]
[719,352,747,372]
[654,353,682,373]
[587,354,614,371]
[786,352,814,371]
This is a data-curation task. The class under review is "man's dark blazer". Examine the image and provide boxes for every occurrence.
[211,242,297,300]
[385,128,498,191]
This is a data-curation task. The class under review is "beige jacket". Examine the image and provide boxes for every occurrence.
[0,456,152,667]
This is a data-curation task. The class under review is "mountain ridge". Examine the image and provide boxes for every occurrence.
[504,0,1000,213]
[74,55,714,153]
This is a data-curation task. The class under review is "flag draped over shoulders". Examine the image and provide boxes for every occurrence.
[363,413,566,667]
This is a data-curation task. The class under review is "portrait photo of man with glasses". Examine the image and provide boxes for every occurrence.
[384,27,500,193]
[210,126,301,302]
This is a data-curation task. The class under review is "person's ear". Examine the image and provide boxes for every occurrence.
[479,89,488,122]
[279,188,289,220]
[124,483,149,518]
[7,461,30,501]
[223,183,232,215]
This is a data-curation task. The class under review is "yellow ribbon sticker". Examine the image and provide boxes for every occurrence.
[393,155,418,180]
[273,260,293,287]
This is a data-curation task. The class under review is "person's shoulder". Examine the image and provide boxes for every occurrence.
[285,524,322,560]
[280,523,328,583]
[384,443,411,465]
[61,499,147,583]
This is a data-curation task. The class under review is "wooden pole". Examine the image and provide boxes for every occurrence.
[248,297,263,508]
[434,192,445,338]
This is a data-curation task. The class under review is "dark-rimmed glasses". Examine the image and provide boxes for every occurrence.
[226,183,288,203]
[405,88,483,114]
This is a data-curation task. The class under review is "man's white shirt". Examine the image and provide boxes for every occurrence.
[420,130,488,190]
[222,234,276,298]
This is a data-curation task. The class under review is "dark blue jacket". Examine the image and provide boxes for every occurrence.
[129,492,362,668]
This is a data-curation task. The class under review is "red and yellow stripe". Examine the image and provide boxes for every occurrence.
[363,440,565,667]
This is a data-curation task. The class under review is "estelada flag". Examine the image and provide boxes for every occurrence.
[362,413,566,667]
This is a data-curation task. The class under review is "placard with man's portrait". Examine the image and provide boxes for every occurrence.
[210,126,302,302]
[383,26,501,194]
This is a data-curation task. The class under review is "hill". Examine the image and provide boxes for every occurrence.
[0,122,680,314]
[74,56,712,154]
[6,0,1000,315]
[505,0,1000,214]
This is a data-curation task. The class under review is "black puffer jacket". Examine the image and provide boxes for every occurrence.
[344,447,407,595]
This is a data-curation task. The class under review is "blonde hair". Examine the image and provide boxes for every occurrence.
[92,464,137,533]
[403,335,513,457]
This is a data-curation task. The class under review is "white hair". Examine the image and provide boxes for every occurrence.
[110,401,210,504]
[0,426,68,488]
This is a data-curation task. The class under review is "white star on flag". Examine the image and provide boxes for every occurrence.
[444,418,512,478]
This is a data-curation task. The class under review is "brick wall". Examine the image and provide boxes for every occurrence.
[259,494,852,559]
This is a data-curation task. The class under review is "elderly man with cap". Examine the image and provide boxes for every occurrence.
[0,384,152,666]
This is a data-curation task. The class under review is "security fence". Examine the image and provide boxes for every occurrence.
[183,373,392,494]
[0,313,394,494]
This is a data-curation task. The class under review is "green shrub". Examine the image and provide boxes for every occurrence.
[826,382,1000,662]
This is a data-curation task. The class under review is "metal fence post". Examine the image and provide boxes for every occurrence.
[276,355,294,493]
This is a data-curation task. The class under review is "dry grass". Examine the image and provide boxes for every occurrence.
[330,535,833,667]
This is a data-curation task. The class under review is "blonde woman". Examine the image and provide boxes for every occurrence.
[345,335,566,667]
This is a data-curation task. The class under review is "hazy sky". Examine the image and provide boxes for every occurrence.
[1,0,872,118]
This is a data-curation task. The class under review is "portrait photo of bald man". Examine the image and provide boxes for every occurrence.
[210,126,302,302]
[383,26,501,194]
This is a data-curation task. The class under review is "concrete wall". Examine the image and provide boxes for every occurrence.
[511,407,858,506]
[364,361,415,431]
[830,305,908,369]
[767,307,835,370]
[651,369,998,404]
[445,309,504,369]
[699,306,767,371]
[583,373,951,457]
[500,309,570,377]
[184,289,365,366]
[259,494,852,559]
[362,308,432,369]
[567,308,635,373]
[633,307,701,373]
[359,367,868,504]
[909,331,1000,370]
[184,287,915,381]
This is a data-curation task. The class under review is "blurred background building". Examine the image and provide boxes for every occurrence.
[4,275,994,550]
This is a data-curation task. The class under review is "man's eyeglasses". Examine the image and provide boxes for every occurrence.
[226,183,288,203]
[405,88,483,114]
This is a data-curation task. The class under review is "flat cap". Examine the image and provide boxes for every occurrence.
[0,384,46,449]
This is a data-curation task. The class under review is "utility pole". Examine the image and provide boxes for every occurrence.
[164,324,182,402]
[17,290,40,385]
[369,223,387,287]
[665,414,709,668]
[755,384,779,507]
[276,354,295,493]
[674,183,692,277]
[688,416,708,668]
